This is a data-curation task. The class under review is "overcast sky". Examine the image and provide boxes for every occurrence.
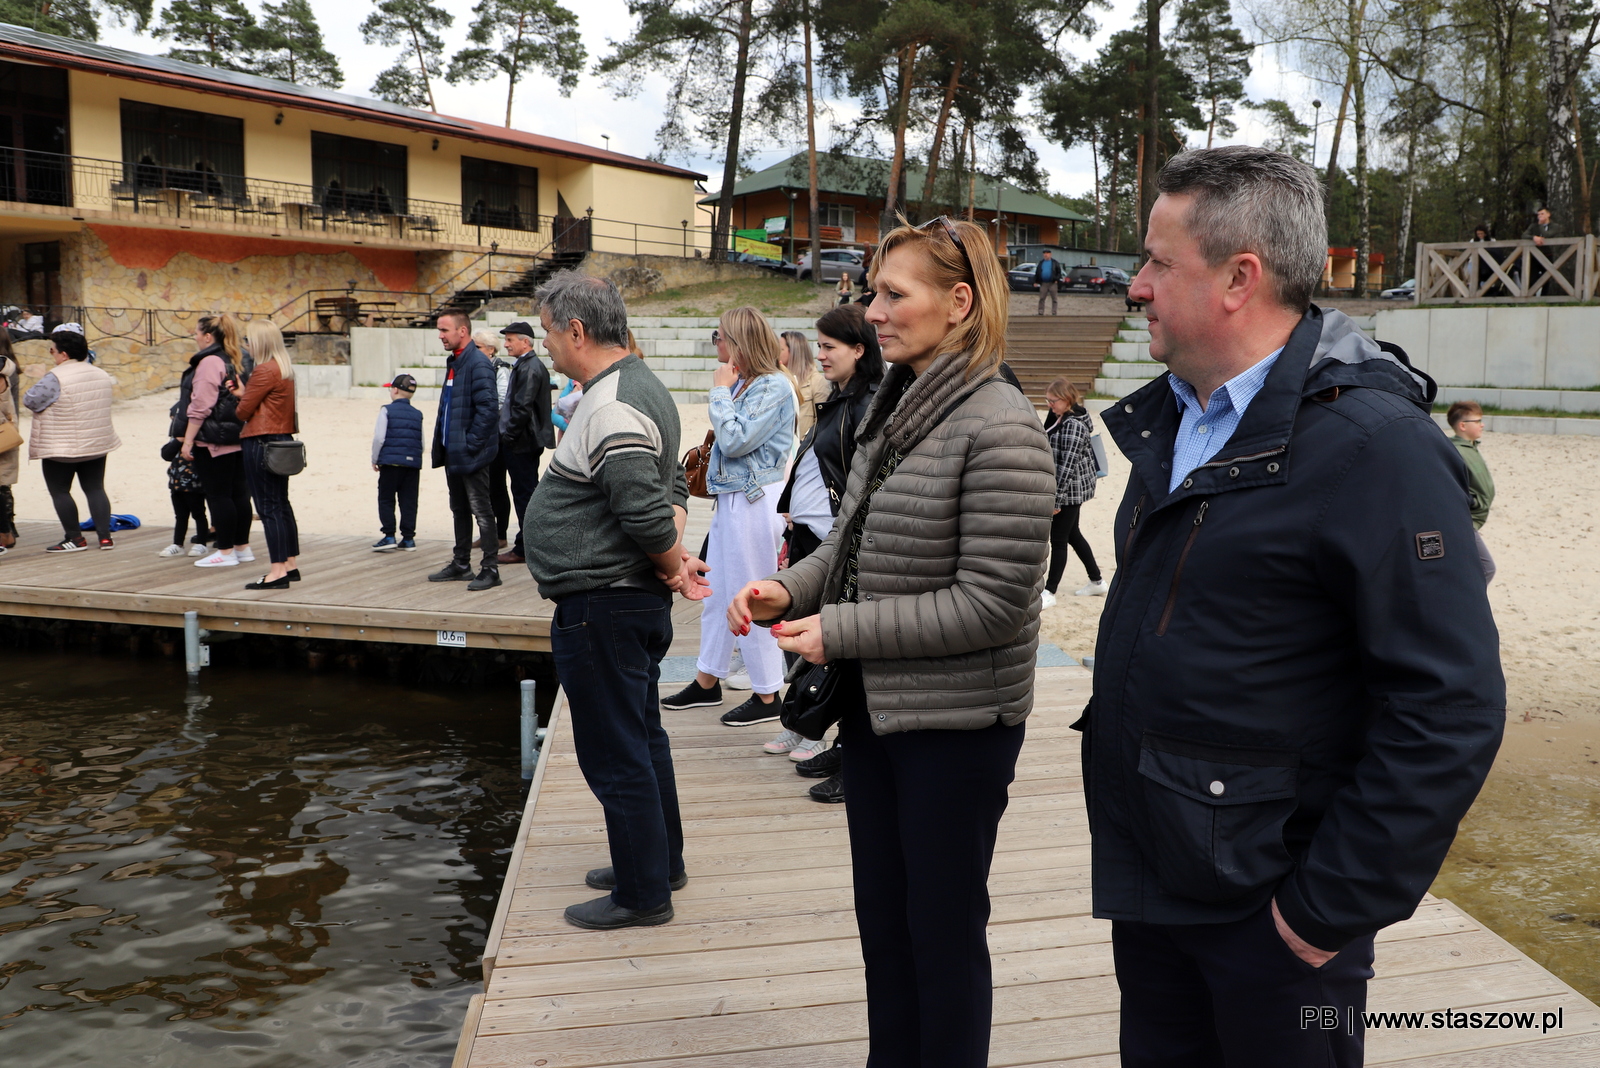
[97,0,1333,198]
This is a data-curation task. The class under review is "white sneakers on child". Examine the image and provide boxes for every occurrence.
[194,551,238,568]
[763,728,803,754]
[187,543,208,557]
[158,544,185,557]
[1075,579,1109,597]
[1040,590,1058,609]
[789,737,829,762]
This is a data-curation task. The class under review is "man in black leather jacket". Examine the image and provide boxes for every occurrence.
[497,321,555,565]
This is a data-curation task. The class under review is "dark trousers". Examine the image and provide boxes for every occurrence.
[782,524,825,670]
[40,456,111,541]
[841,682,1025,1068]
[192,447,252,551]
[0,484,15,541]
[488,449,511,541]
[1113,905,1376,1068]
[1046,504,1101,591]
[242,435,300,564]
[551,588,683,911]
[377,465,420,539]
[448,464,499,572]
[172,490,209,545]
[506,445,542,556]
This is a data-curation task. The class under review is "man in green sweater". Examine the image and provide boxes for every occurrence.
[1447,400,1496,582]
[525,271,709,930]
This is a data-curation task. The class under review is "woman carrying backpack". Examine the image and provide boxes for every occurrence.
[178,313,255,568]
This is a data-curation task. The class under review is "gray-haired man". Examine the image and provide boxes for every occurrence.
[1086,147,1504,1065]
[524,271,709,930]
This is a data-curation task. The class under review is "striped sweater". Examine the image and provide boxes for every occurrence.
[525,353,688,599]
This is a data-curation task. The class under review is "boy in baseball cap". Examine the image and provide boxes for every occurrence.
[372,373,422,551]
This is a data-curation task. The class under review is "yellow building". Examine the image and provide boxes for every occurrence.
[0,21,706,363]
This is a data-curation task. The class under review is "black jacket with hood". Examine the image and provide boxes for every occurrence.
[777,375,878,518]
[1083,305,1505,952]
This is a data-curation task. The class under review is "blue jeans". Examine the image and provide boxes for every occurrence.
[550,588,683,911]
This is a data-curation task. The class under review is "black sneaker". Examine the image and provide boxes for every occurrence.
[586,866,688,892]
[661,680,722,710]
[466,568,502,591]
[563,895,674,930]
[796,739,843,778]
[809,772,844,803]
[720,694,781,727]
[428,561,473,582]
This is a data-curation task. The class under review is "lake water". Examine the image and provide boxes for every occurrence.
[0,648,526,1067]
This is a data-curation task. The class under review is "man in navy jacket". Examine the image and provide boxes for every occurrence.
[1085,146,1504,1066]
[428,309,502,590]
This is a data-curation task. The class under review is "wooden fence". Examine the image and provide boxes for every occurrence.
[1416,235,1598,304]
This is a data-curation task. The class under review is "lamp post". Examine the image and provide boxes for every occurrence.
[681,219,688,258]
[788,190,798,281]
[1311,99,1323,168]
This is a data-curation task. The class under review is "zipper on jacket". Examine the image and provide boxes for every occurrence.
[1156,500,1208,636]
[1122,495,1146,559]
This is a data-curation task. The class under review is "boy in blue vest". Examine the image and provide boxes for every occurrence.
[371,373,423,552]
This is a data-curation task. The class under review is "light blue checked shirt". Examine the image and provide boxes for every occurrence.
[1167,347,1284,493]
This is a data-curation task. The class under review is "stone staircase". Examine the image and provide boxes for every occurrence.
[1092,314,1379,399]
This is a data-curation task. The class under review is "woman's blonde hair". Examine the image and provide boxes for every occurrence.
[245,319,294,381]
[781,330,815,378]
[1046,376,1083,407]
[719,306,799,399]
[199,312,244,366]
[472,329,500,356]
[869,216,1009,377]
[627,328,645,358]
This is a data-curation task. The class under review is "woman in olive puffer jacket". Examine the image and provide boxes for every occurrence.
[729,217,1054,1068]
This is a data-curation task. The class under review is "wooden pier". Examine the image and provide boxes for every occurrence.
[457,664,1600,1068]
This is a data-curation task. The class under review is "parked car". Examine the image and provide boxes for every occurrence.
[789,248,865,282]
[1063,265,1131,295]
[1379,277,1417,300]
[1008,262,1043,291]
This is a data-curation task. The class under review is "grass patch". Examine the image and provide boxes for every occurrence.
[629,275,836,317]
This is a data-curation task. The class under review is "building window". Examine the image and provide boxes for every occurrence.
[819,203,856,241]
[120,100,244,197]
[312,131,407,216]
[0,61,70,207]
[24,241,62,320]
[461,156,538,232]
[1008,221,1040,246]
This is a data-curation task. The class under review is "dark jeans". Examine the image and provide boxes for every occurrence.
[841,678,1026,1068]
[782,523,825,670]
[0,484,15,541]
[1114,905,1376,1067]
[172,490,209,546]
[488,449,511,541]
[551,588,683,911]
[192,447,252,551]
[1046,504,1101,591]
[242,435,300,564]
[506,445,542,556]
[448,464,499,572]
[377,465,420,539]
[40,456,111,541]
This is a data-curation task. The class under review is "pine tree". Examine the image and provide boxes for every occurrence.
[156,0,260,70]
[0,0,151,40]
[1173,0,1253,148]
[361,0,454,111]
[1254,99,1312,160]
[446,0,585,127]
[255,0,344,89]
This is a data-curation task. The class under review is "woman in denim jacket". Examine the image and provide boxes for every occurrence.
[661,306,798,724]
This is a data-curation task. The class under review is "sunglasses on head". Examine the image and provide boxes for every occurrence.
[916,215,974,281]
[711,329,720,344]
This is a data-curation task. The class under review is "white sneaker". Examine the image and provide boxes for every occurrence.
[725,650,752,690]
[194,550,239,567]
[763,728,804,755]
[1075,579,1109,597]
[1039,589,1057,609]
[188,543,209,556]
[235,546,256,562]
[789,736,829,762]
[158,544,185,557]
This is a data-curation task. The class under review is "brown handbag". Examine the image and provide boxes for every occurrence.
[0,418,21,455]
[682,430,715,499]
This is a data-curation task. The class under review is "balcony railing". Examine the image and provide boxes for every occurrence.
[1416,236,1598,304]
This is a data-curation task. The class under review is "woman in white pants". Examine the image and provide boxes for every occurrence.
[660,307,797,725]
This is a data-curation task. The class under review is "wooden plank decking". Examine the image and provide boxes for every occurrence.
[459,666,1600,1068]
[0,517,709,653]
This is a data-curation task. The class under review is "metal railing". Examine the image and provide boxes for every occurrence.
[1416,236,1598,304]
[3,304,266,346]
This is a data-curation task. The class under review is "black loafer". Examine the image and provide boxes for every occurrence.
[428,562,473,582]
[809,772,844,803]
[287,568,301,582]
[563,895,674,930]
[245,575,291,590]
[796,740,844,778]
[585,866,688,892]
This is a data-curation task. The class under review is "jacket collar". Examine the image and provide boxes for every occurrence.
[865,349,997,454]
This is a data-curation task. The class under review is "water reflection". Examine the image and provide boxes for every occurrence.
[0,649,525,1066]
